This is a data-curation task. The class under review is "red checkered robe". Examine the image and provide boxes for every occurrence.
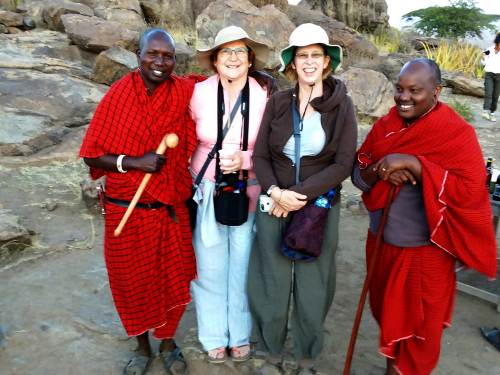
[357,102,497,374]
[80,71,203,337]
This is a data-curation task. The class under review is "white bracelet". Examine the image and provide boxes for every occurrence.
[117,155,127,173]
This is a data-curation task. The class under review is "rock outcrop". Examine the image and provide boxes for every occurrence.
[297,0,389,32]
[196,0,296,70]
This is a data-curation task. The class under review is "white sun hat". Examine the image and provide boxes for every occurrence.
[196,26,270,71]
[279,23,342,73]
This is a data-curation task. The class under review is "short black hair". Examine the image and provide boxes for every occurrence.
[495,33,500,45]
[138,28,174,53]
[404,58,441,86]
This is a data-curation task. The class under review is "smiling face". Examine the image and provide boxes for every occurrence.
[214,40,251,84]
[291,44,330,86]
[394,61,442,124]
[136,31,175,94]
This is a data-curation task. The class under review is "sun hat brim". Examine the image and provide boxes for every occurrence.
[196,26,269,72]
[279,43,342,73]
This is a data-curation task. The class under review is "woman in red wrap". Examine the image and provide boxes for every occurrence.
[80,29,202,375]
[352,58,497,375]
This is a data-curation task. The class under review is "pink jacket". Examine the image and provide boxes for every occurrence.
[189,75,268,212]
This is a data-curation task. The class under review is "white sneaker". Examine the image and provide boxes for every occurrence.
[482,111,491,120]
[491,113,496,122]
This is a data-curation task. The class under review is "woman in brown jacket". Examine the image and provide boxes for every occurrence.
[248,23,358,375]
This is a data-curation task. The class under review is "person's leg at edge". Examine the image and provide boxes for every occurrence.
[490,73,500,121]
[247,209,293,371]
[227,212,255,359]
[155,305,188,373]
[292,203,340,373]
[386,358,398,375]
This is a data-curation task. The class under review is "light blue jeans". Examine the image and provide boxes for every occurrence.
[191,211,255,351]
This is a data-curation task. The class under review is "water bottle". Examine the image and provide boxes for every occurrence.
[314,189,335,209]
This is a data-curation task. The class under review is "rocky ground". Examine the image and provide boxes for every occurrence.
[1,95,500,375]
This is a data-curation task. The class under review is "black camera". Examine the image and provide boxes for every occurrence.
[484,50,490,55]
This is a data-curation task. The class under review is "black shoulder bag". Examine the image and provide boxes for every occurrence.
[213,78,250,226]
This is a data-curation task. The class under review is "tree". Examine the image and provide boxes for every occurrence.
[402,0,500,39]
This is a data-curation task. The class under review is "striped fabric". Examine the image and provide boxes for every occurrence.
[357,102,497,277]
[80,71,203,336]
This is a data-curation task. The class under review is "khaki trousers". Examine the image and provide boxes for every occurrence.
[247,203,340,360]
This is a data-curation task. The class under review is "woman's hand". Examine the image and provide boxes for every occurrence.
[220,150,244,174]
[269,202,291,218]
[271,189,307,212]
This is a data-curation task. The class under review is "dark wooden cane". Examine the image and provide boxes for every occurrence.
[343,185,397,375]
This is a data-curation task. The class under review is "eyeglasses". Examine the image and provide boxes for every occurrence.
[295,52,325,61]
[219,48,249,58]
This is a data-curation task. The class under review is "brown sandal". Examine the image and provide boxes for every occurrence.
[207,346,227,364]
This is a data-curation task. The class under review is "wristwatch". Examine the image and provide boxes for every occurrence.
[267,185,277,196]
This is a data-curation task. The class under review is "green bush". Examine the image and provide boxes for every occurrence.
[446,98,475,123]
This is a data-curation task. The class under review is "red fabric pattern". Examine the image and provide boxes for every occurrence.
[357,103,497,277]
[80,71,202,204]
[104,203,195,336]
[366,231,456,375]
[79,71,204,336]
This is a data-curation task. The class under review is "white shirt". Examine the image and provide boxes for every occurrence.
[283,111,325,163]
[482,46,500,74]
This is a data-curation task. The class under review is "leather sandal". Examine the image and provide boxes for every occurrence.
[123,354,153,375]
[207,346,227,364]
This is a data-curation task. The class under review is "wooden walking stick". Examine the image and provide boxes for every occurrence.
[343,184,397,375]
[114,133,179,237]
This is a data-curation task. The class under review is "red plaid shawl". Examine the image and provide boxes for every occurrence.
[80,70,201,204]
[79,71,204,336]
[358,102,497,278]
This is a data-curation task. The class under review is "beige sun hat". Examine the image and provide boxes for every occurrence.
[196,26,270,71]
[279,23,342,73]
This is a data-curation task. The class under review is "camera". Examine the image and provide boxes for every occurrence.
[484,50,490,55]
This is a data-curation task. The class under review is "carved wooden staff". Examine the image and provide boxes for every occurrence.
[114,133,179,237]
[343,184,397,375]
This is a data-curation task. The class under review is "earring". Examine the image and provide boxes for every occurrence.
[249,64,252,67]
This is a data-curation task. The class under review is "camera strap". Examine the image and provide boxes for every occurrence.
[215,78,250,190]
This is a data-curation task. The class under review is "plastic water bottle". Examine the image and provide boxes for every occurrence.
[314,189,335,209]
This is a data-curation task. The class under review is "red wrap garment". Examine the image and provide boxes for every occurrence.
[80,71,204,337]
[357,102,497,374]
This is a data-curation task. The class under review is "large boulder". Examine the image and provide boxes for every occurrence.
[44,0,94,32]
[93,0,146,31]
[0,10,24,26]
[62,14,140,52]
[90,45,138,85]
[196,0,295,70]
[298,0,389,32]
[16,1,47,28]
[441,70,484,98]
[0,68,106,156]
[339,67,394,119]
[139,0,197,47]
[0,30,98,75]
[289,5,377,59]
[248,0,290,16]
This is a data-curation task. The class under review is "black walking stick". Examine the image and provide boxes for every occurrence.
[343,185,397,375]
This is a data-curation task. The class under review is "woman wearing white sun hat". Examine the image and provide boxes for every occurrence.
[248,23,358,375]
[189,25,272,364]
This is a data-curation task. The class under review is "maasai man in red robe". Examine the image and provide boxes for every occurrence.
[80,29,201,375]
[352,58,497,375]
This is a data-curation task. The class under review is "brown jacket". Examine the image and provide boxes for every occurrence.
[252,76,358,202]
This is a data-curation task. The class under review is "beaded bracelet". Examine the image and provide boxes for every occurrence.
[278,189,284,206]
[116,155,127,173]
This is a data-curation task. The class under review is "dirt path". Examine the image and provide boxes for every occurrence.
[1,95,500,375]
